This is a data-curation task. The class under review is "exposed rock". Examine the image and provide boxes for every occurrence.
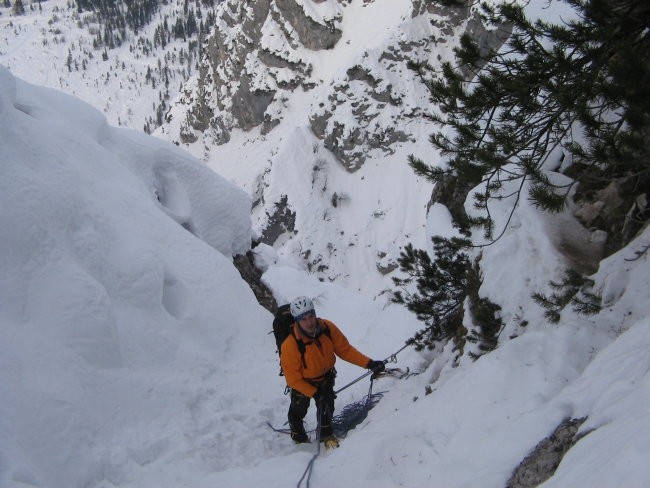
[308,66,410,172]
[179,124,198,144]
[170,0,509,176]
[308,1,508,172]
[260,195,296,246]
[258,48,311,79]
[376,251,399,275]
[573,176,649,256]
[425,0,470,36]
[427,173,474,233]
[574,180,624,226]
[170,0,509,164]
[172,0,345,144]
[261,113,282,135]
[233,251,278,312]
[555,226,607,275]
[275,0,342,50]
[211,116,232,145]
[461,10,513,77]
[507,417,589,488]
[622,192,649,244]
[231,72,277,131]
[178,0,274,141]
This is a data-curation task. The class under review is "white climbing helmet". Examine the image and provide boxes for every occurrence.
[290,296,315,319]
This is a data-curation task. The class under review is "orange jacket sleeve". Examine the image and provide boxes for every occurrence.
[323,320,371,369]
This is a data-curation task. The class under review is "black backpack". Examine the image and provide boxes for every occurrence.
[272,303,295,357]
[272,303,331,374]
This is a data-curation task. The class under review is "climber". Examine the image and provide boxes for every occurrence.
[280,296,385,449]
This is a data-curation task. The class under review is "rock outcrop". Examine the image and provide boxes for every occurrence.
[169,0,508,172]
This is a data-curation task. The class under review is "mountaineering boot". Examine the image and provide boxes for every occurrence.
[289,419,309,444]
[291,430,310,444]
[322,435,340,450]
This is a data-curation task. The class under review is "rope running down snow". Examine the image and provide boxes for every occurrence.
[294,342,412,487]
[296,398,325,488]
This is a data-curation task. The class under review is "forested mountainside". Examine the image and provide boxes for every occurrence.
[1,0,223,131]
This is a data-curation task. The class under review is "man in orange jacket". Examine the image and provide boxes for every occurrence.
[280,296,385,447]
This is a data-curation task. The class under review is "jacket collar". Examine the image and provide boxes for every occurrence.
[294,319,323,342]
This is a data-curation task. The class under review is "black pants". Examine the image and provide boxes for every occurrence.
[288,369,336,439]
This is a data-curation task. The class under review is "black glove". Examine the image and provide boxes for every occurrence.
[367,359,385,373]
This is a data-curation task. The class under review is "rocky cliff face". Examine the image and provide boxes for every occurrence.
[169,0,505,169]
[161,0,508,298]
[173,0,344,145]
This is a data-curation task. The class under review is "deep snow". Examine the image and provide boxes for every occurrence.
[1,64,649,488]
[1,0,649,486]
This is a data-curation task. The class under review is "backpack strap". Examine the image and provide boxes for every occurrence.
[290,328,308,368]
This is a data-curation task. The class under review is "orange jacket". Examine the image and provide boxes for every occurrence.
[280,318,370,398]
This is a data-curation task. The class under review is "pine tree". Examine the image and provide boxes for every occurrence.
[395,0,649,349]
[12,0,25,15]
[173,17,185,40]
[409,0,650,244]
[532,269,601,323]
[186,9,197,37]
[392,237,472,350]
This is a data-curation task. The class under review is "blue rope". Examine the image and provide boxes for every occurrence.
[291,360,409,487]
[332,378,383,438]
[269,379,386,436]
[296,380,383,487]
[297,398,325,488]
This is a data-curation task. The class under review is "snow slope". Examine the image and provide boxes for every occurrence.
[0,64,269,487]
[2,65,649,488]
